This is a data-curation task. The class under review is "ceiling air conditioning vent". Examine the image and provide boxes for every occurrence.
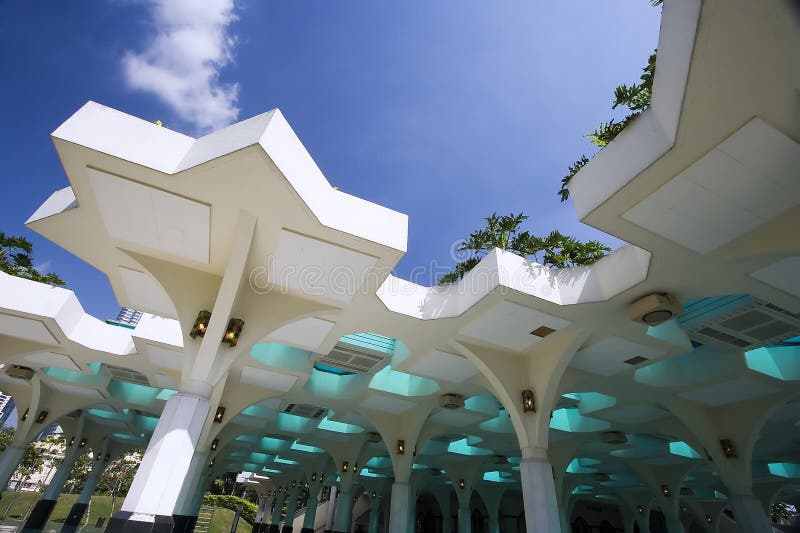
[601,431,628,445]
[317,344,387,374]
[6,365,34,381]
[628,293,683,325]
[284,403,327,419]
[687,300,800,350]
[105,364,149,386]
[439,394,465,410]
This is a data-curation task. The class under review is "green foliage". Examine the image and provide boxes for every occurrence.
[203,494,258,524]
[769,501,795,524]
[558,155,589,202]
[438,213,610,283]
[96,450,142,496]
[0,232,65,286]
[64,451,93,494]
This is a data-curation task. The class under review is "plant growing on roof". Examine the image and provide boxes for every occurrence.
[0,232,66,286]
[438,213,610,284]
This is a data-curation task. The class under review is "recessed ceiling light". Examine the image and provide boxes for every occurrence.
[624,356,648,365]
[530,326,556,337]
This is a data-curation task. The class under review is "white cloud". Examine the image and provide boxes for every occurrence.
[122,0,240,133]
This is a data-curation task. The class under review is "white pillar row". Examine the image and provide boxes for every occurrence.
[332,488,353,533]
[302,486,322,533]
[325,485,338,532]
[283,486,301,532]
[23,440,84,531]
[519,451,561,533]
[388,482,410,533]
[728,493,773,533]
[368,497,381,533]
[63,456,112,532]
[0,445,27,493]
[270,493,285,532]
[107,392,211,533]
[661,508,685,533]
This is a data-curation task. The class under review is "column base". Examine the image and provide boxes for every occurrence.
[104,511,174,533]
[22,499,58,531]
[280,527,293,533]
[63,502,90,527]
[268,525,280,533]
[172,515,198,533]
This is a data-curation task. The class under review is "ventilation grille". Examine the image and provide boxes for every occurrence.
[317,344,387,374]
[105,364,149,386]
[284,403,327,419]
[687,301,800,350]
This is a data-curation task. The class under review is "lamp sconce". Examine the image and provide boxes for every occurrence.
[636,505,645,515]
[104,453,111,462]
[521,389,536,413]
[705,514,712,524]
[371,491,377,498]
[210,438,219,451]
[190,310,212,339]
[292,480,297,488]
[413,445,417,457]
[208,457,215,468]
[95,451,102,461]
[79,438,87,448]
[69,436,75,446]
[352,495,357,503]
[214,406,226,423]
[458,478,465,490]
[661,485,671,497]
[20,408,28,422]
[311,472,317,482]
[353,461,358,472]
[35,410,48,424]
[720,439,737,458]
[397,439,405,455]
[222,318,244,347]
[342,461,349,472]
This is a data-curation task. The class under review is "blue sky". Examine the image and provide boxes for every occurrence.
[0,1,661,320]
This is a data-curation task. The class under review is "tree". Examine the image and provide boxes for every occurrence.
[96,450,142,512]
[64,451,93,494]
[770,501,795,524]
[0,232,65,286]
[438,213,610,284]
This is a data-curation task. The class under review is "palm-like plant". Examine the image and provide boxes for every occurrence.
[0,232,65,286]
[438,213,610,284]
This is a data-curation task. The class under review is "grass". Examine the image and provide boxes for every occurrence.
[0,492,253,533]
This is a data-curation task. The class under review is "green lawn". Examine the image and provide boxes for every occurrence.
[0,492,253,533]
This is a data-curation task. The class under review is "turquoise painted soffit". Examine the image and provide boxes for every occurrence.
[278,412,317,433]
[368,365,439,397]
[366,456,393,469]
[566,458,600,474]
[41,366,100,386]
[745,345,800,381]
[447,437,492,456]
[106,379,161,407]
[290,441,325,453]
[483,471,515,483]
[242,404,277,419]
[305,367,367,399]
[317,415,363,434]
[132,414,159,432]
[550,407,610,433]
[669,441,702,459]
[573,392,616,415]
[87,408,126,421]
[274,456,299,465]
[112,432,144,441]
[359,468,387,478]
[479,409,515,434]
[250,343,312,373]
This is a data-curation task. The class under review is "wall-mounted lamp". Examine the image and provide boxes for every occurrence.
[222,318,244,347]
[95,451,102,461]
[104,453,111,462]
[636,505,645,515]
[521,389,536,413]
[720,439,737,458]
[35,410,48,424]
[79,438,87,448]
[458,478,465,490]
[190,310,212,339]
[371,491,377,498]
[397,440,405,455]
[705,514,712,524]
[208,458,215,468]
[342,461,349,472]
[352,495,357,502]
[69,436,75,446]
[413,445,417,457]
[661,485,671,497]
[353,461,358,472]
[292,480,297,488]
[311,472,317,482]
[210,438,219,451]
[214,406,226,423]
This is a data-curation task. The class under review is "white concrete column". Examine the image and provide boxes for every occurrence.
[173,451,210,517]
[302,488,321,532]
[77,457,110,505]
[284,486,300,532]
[662,509,685,533]
[388,482,410,533]
[272,494,285,527]
[325,486,338,532]
[332,488,353,533]
[557,503,569,533]
[456,505,470,533]
[728,493,772,533]
[519,451,560,533]
[0,444,27,492]
[368,498,381,533]
[110,392,210,531]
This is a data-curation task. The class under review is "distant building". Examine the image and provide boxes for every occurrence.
[107,307,143,329]
[0,393,16,428]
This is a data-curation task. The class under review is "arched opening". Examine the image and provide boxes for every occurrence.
[469,490,488,533]
[415,491,443,533]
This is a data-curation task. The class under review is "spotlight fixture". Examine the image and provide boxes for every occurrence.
[342,461,349,472]
[69,436,75,446]
[20,408,28,422]
[104,453,111,462]
[214,406,226,423]
[190,310,212,339]
[35,410,48,424]
[458,478,465,490]
[222,318,244,347]
[79,438,87,448]
[311,472,317,482]
[636,505,645,515]
[720,439,737,458]
[397,440,405,455]
[521,389,536,413]
[210,438,219,451]
[661,485,671,498]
